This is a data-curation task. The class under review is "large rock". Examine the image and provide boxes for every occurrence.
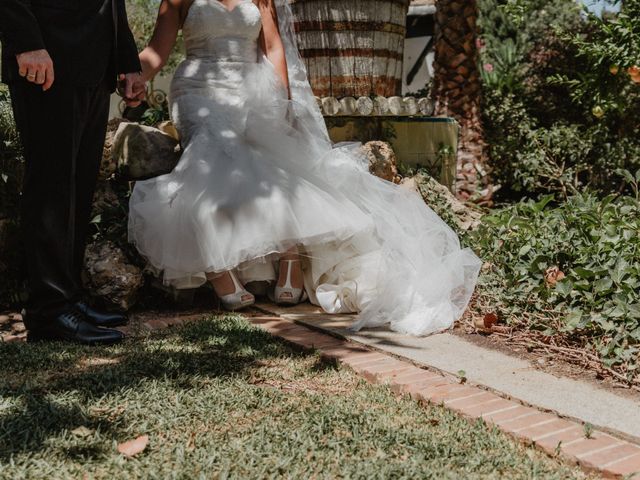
[361,141,401,183]
[84,241,144,311]
[100,118,129,180]
[112,122,181,180]
[401,173,484,232]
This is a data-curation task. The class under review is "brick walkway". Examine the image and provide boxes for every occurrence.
[2,308,639,478]
[244,313,640,479]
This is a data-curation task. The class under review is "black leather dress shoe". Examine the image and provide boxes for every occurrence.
[75,302,129,328]
[27,309,124,345]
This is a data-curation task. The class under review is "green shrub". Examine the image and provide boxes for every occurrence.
[483,89,640,198]
[479,0,640,199]
[0,86,26,308]
[478,0,582,96]
[548,0,640,116]
[0,85,23,213]
[471,181,640,381]
[0,85,23,220]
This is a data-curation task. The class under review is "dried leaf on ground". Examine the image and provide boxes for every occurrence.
[474,312,499,331]
[544,266,565,286]
[117,435,149,457]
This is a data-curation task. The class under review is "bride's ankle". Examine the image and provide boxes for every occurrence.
[208,270,255,311]
[207,271,239,297]
[277,258,303,289]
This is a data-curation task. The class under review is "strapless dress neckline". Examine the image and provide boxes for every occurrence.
[211,0,255,14]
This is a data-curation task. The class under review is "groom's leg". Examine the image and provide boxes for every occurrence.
[9,81,84,322]
[72,80,111,280]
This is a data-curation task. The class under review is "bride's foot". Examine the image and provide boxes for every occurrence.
[275,257,304,306]
[208,270,255,311]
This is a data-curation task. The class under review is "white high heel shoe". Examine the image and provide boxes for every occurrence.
[211,270,255,311]
[275,259,304,305]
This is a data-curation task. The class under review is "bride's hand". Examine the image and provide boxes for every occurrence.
[119,73,147,107]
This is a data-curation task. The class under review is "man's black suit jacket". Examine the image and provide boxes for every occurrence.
[0,0,141,91]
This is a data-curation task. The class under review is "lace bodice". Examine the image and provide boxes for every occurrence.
[182,0,262,63]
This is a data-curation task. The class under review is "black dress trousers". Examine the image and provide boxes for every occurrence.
[0,0,141,324]
[9,80,111,321]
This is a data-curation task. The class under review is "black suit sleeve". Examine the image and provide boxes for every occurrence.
[0,0,46,54]
[116,0,141,74]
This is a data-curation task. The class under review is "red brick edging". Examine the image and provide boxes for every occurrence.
[248,315,640,479]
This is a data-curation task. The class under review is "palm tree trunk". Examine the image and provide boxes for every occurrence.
[432,0,492,203]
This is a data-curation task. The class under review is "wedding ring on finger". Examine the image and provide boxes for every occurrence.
[27,73,36,81]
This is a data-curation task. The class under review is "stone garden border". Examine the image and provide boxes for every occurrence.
[243,313,640,479]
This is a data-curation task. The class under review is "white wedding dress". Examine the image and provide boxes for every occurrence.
[128,0,482,335]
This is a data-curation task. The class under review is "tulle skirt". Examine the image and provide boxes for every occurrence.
[128,55,482,335]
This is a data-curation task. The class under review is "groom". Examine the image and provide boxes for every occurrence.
[0,0,144,344]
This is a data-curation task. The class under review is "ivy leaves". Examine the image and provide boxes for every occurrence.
[472,189,640,377]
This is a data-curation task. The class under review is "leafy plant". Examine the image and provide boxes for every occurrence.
[482,89,639,199]
[478,0,581,95]
[548,0,640,115]
[479,38,527,93]
[139,103,170,126]
[0,86,27,308]
[471,186,640,383]
[479,0,640,200]
[0,85,23,211]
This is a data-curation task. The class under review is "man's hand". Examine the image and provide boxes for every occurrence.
[119,73,146,107]
[16,49,55,91]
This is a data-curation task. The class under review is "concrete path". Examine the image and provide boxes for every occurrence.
[256,303,640,443]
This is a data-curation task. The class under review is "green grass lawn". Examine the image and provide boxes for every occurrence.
[0,315,590,479]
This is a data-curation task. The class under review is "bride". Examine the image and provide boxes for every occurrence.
[128,0,482,335]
